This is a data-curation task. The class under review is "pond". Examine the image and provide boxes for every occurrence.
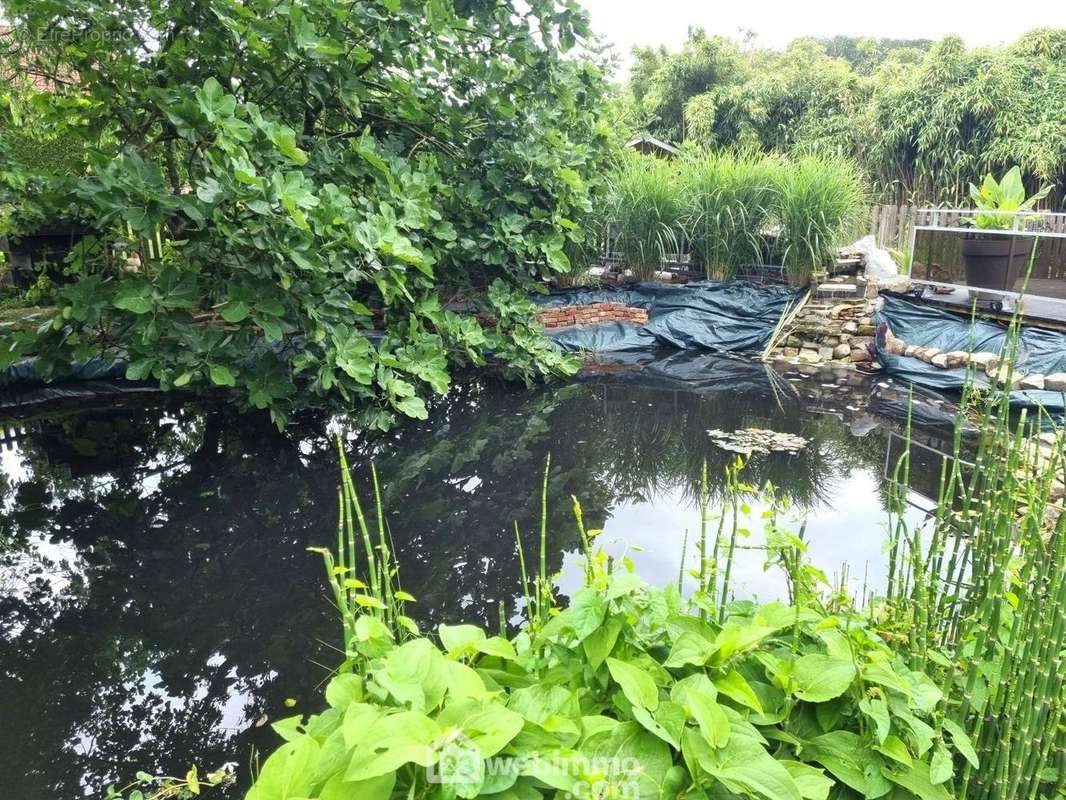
[0,355,950,798]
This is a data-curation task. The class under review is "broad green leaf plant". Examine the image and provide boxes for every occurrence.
[237,451,974,800]
[0,0,607,427]
[967,166,1053,231]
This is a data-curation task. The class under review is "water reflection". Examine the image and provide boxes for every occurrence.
[0,359,945,798]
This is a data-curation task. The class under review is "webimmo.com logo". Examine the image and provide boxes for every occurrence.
[426,732,642,799]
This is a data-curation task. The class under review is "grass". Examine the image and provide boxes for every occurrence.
[770,154,868,284]
[604,152,684,280]
[603,150,867,285]
[681,149,780,280]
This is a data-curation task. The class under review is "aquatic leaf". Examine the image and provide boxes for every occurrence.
[581,722,673,800]
[344,711,441,780]
[436,699,524,757]
[324,673,363,708]
[582,616,621,669]
[439,624,486,656]
[874,735,913,766]
[792,655,856,703]
[929,744,953,785]
[663,631,715,668]
[885,760,953,800]
[318,771,395,800]
[567,587,608,641]
[859,697,890,743]
[246,734,320,800]
[607,657,659,711]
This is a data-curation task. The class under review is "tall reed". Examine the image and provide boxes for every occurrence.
[882,298,1066,800]
[770,154,867,284]
[680,149,780,279]
[604,153,684,280]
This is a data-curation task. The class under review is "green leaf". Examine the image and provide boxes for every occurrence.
[885,760,953,800]
[209,364,236,386]
[271,125,308,166]
[781,761,833,800]
[874,734,913,766]
[113,283,154,314]
[582,616,621,669]
[792,654,856,703]
[394,395,428,419]
[688,688,730,749]
[606,657,659,711]
[714,669,763,713]
[941,718,979,769]
[859,697,890,743]
[929,744,954,785]
[436,699,524,757]
[325,673,363,708]
[663,631,715,668]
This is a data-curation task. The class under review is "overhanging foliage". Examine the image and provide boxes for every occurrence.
[0,0,612,427]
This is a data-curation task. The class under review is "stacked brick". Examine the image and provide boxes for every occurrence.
[534,302,649,329]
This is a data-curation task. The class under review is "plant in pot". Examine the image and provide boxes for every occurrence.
[961,166,1053,292]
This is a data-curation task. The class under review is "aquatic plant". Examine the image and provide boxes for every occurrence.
[605,154,685,280]
[242,448,972,800]
[881,316,1066,800]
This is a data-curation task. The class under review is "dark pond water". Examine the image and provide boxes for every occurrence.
[0,355,951,798]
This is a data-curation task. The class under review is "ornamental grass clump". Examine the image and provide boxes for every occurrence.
[236,446,973,800]
[771,155,867,284]
[605,154,684,280]
[680,150,781,280]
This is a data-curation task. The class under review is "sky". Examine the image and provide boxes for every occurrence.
[580,0,1066,77]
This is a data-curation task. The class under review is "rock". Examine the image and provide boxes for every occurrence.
[969,352,998,369]
[904,345,919,357]
[798,349,821,364]
[931,353,949,368]
[833,343,851,359]
[842,321,859,334]
[781,347,800,357]
[818,346,835,361]
[1021,374,1046,391]
[990,365,1026,387]
[885,339,906,355]
[945,351,970,369]
[918,348,941,362]
[850,349,871,362]
[876,276,913,293]
[858,324,876,336]
[1045,373,1066,392]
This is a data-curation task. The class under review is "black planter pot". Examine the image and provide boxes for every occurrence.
[960,234,1034,293]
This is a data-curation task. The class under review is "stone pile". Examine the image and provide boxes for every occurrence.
[880,328,1066,393]
[533,302,649,329]
[769,298,878,368]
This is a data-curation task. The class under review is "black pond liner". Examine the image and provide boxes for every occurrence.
[541,280,803,355]
[873,292,1066,426]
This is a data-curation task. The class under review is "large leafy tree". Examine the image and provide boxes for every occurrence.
[1,0,611,427]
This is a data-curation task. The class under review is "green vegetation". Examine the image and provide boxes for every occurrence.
[624,29,1066,206]
[605,151,865,282]
[606,154,685,280]
[227,450,968,800]
[195,326,1066,799]
[0,0,611,428]
[967,166,1054,230]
